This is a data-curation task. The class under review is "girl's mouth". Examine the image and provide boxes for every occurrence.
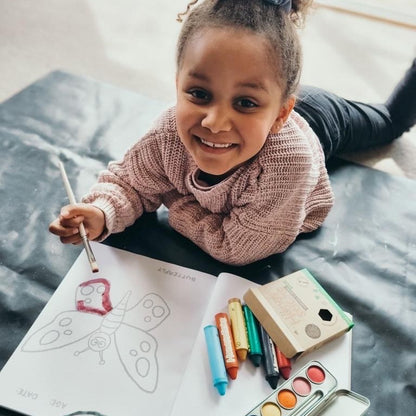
[197,136,236,149]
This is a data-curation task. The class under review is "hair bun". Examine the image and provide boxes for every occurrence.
[263,0,292,13]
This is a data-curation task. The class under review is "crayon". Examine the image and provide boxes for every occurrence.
[215,313,239,380]
[228,298,249,361]
[275,345,292,380]
[242,304,263,367]
[259,323,280,389]
[203,325,228,396]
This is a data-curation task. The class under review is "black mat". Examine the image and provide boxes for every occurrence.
[0,71,415,416]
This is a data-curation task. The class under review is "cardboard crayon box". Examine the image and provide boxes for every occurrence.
[243,269,354,358]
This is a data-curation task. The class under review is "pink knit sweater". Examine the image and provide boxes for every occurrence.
[83,107,334,265]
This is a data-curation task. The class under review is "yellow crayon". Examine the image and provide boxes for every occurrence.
[228,298,249,361]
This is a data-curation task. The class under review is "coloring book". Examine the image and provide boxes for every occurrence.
[0,243,352,416]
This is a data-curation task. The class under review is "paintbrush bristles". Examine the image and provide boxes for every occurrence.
[90,261,99,273]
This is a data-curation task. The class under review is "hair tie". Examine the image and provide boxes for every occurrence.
[263,0,292,13]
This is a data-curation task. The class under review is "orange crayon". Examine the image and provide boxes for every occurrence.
[228,298,249,361]
[215,313,239,379]
[275,345,292,380]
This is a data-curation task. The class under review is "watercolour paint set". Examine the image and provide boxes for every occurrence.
[0,243,358,416]
[244,361,370,416]
[200,268,356,397]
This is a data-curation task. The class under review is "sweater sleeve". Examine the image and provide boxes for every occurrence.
[168,162,327,266]
[167,196,293,265]
[82,126,175,239]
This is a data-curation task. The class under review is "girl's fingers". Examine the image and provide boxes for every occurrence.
[59,214,84,228]
[50,203,104,242]
[49,219,79,237]
[61,203,96,219]
[60,233,83,245]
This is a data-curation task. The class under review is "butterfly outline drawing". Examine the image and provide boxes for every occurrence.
[21,278,170,393]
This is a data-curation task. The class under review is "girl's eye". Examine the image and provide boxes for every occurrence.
[236,98,258,109]
[187,89,210,102]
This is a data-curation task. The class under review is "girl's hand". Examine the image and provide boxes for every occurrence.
[49,204,106,244]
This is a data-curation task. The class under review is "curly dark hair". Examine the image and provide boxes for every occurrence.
[176,0,313,101]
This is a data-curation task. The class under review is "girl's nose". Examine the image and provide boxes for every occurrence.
[201,105,232,133]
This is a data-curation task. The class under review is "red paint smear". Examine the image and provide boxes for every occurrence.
[77,278,113,315]
[76,301,108,316]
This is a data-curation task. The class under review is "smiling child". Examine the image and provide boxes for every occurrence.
[49,0,416,265]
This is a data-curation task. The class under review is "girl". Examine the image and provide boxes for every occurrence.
[49,0,415,265]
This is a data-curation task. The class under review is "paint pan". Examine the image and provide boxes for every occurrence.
[245,360,370,416]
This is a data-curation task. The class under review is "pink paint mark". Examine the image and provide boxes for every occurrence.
[76,278,113,315]
[76,302,109,316]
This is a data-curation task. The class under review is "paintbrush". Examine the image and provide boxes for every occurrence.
[58,160,99,273]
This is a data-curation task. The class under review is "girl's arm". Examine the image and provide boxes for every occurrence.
[81,131,174,240]
[167,183,333,266]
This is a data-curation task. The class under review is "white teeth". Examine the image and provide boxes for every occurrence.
[200,137,233,148]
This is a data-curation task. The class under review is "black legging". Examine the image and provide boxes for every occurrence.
[295,58,416,160]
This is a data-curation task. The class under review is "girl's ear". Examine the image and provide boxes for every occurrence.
[270,95,296,134]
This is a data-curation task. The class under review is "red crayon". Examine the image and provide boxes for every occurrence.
[215,313,239,380]
[275,345,292,380]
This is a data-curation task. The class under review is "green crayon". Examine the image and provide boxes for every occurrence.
[243,304,263,367]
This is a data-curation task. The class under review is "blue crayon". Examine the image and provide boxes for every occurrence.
[204,325,228,396]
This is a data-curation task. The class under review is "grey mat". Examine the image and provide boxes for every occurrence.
[0,71,415,416]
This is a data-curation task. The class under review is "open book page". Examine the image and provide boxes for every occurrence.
[170,272,352,416]
[0,243,217,416]
[0,246,352,416]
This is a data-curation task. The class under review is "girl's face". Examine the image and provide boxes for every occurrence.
[176,27,295,176]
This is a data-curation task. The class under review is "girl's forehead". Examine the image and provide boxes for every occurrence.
[183,27,275,70]
[190,26,268,49]
[178,27,283,96]
[179,28,277,85]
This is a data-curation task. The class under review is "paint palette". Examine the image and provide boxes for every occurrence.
[245,361,370,416]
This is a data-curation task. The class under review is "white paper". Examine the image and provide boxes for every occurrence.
[0,245,352,416]
[0,243,217,416]
[170,273,352,416]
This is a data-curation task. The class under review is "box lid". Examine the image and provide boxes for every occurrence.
[243,269,354,358]
[308,389,370,416]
